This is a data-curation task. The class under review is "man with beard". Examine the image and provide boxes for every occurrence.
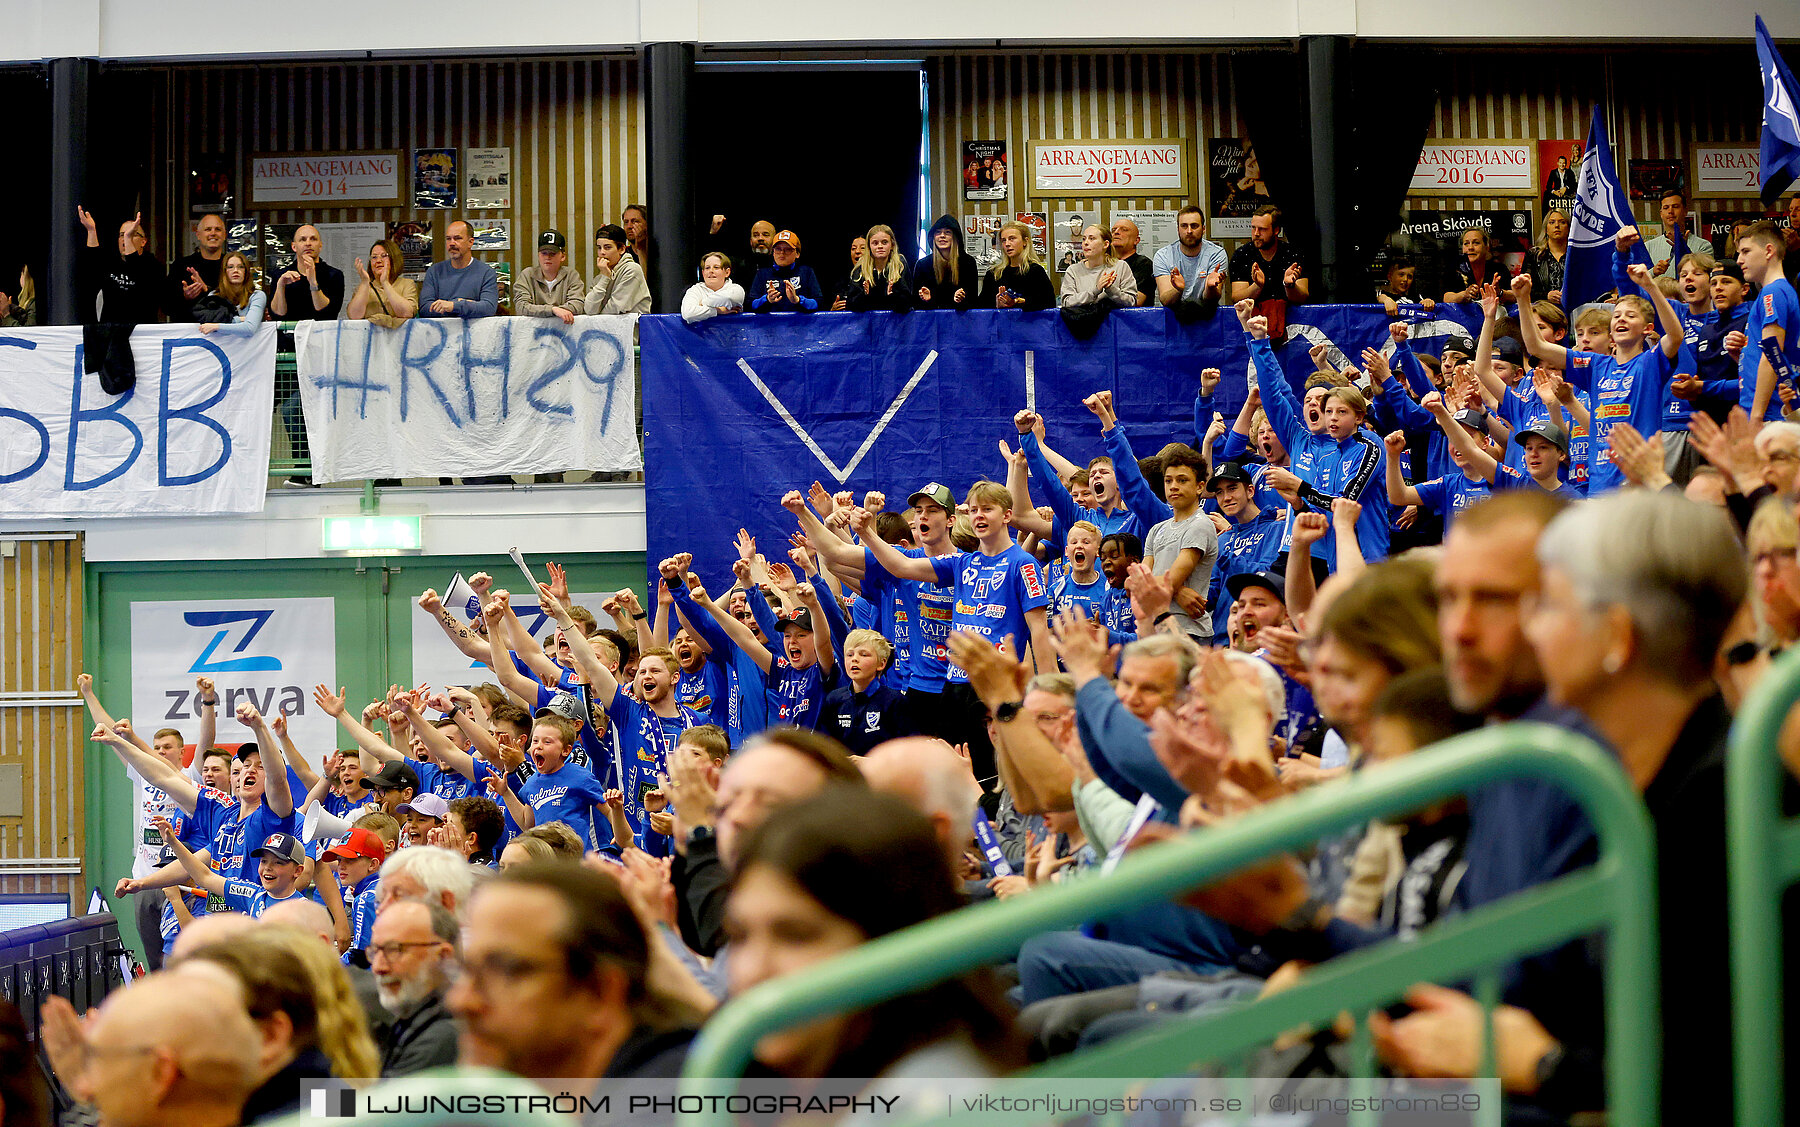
[1152,205,1227,316]
[1229,205,1308,336]
[370,899,460,1076]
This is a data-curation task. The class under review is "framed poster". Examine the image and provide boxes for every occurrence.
[1111,208,1179,253]
[249,151,404,209]
[465,147,512,209]
[391,219,435,280]
[963,214,1006,272]
[1208,137,1272,239]
[470,219,511,251]
[1409,140,1536,197]
[1015,212,1049,261]
[1628,159,1686,201]
[1029,139,1187,197]
[413,148,458,210]
[962,140,1009,201]
[1690,143,1762,198]
[1537,139,1585,213]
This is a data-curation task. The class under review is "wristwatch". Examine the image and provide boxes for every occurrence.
[994,701,1025,723]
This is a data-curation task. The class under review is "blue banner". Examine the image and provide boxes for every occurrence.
[1758,14,1800,206]
[640,306,1483,587]
[1564,105,1639,311]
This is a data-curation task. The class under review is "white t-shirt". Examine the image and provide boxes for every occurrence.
[127,764,186,879]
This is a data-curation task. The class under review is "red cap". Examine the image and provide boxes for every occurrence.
[320,827,388,864]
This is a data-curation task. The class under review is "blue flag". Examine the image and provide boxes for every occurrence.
[1563,105,1636,311]
[1757,15,1800,206]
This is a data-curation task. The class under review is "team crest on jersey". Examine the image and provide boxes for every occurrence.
[1021,561,1044,599]
[865,711,883,727]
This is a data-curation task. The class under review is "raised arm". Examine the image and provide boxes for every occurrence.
[1096,398,1174,528]
[1384,432,1423,507]
[148,816,226,897]
[1511,274,1569,371]
[1470,285,1510,405]
[998,441,1055,537]
[479,597,546,707]
[268,708,320,794]
[92,718,201,813]
[312,684,405,763]
[1425,392,1500,483]
[418,588,493,664]
[850,507,940,582]
[535,585,623,705]
[794,583,837,680]
[1330,498,1367,582]
[498,594,565,686]
[782,493,867,576]
[1017,412,1085,532]
[1286,514,1326,619]
[1627,261,1683,363]
[195,676,219,759]
[403,693,479,781]
[236,704,293,817]
[483,766,535,830]
[1238,301,1305,452]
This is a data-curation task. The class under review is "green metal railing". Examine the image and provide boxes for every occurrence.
[1728,646,1800,1126]
[680,723,1661,1127]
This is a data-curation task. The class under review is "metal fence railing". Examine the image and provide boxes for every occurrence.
[679,723,1662,1127]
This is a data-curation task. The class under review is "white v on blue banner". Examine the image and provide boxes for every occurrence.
[294,315,642,481]
[0,323,276,517]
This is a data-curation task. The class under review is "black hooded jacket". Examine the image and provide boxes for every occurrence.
[910,215,978,309]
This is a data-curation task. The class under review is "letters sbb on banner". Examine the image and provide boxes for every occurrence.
[0,324,277,518]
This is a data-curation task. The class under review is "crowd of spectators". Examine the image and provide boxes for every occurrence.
[9,187,1800,1127]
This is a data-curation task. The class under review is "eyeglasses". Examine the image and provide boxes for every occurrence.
[368,940,449,962]
[451,952,561,991]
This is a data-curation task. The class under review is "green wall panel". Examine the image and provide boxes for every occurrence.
[83,550,643,959]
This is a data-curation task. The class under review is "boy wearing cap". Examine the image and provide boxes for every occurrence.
[1384,396,1503,527]
[750,230,821,312]
[1686,263,1751,406]
[854,482,1051,789]
[1514,268,1682,495]
[1204,461,1285,644]
[511,230,585,323]
[586,223,652,315]
[785,483,961,736]
[152,819,314,919]
[396,793,450,849]
[1222,569,1319,751]
[320,826,389,962]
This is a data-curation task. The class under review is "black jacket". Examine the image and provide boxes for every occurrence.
[81,244,163,326]
[673,831,729,955]
[164,251,225,322]
[380,991,459,1077]
[975,263,1055,310]
[912,215,978,309]
[838,258,914,312]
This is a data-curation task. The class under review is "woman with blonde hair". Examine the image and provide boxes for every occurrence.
[834,224,911,312]
[198,251,267,334]
[346,238,419,328]
[1058,224,1137,311]
[977,221,1054,310]
[1746,494,1800,650]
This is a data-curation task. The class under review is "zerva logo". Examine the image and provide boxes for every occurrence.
[184,609,283,673]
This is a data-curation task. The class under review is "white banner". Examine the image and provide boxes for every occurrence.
[294,316,641,480]
[131,597,339,759]
[1690,142,1762,198]
[410,583,609,692]
[1031,140,1187,196]
[1409,140,1535,195]
[0,323,276,518]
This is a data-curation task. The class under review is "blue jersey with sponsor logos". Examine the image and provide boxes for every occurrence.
[766,657,836,730]
[1208,508,1286,641]
[1414,471,1494,527]
[676,659,730,732]
[669,582,768,746]
[1099,585,1137,644]
[604,685,700,841]
[406,755,473,803]
[221,879,318,919]
[864,546,956,692]
[518,761,610,852]
[1565,345,1672,494]
[1045,563,1110,622]
[1743,280,1800,421]
[185,789,298,881]
[929,545,1049,684]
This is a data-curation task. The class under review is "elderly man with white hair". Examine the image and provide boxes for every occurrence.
[375,844,480,919]
[859,736,983,870]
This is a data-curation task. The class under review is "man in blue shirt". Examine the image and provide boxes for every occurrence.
[1738,220,1800,423]
[419,220,499,317]
[1152,205,1228,314]
[1513,268,1681,495]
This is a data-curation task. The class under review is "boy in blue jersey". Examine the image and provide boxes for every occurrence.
[854,480,1052,792]
[1015,412,1142,540]
[1738,220,1800,424]
[319,826,388,961]
[1097,532,1143,645]
[1240,299,1389,567]
[1513,267,1681,495]
[153,819,312,919]
[1046,521,1111,622]
[1680,263,1752,423]
[668,587,731,733]
[540,580,702,850]
[668,571,772,746]
[514,711,610,850]
[1205,462,1285,643]
[1386,401,1503,528]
